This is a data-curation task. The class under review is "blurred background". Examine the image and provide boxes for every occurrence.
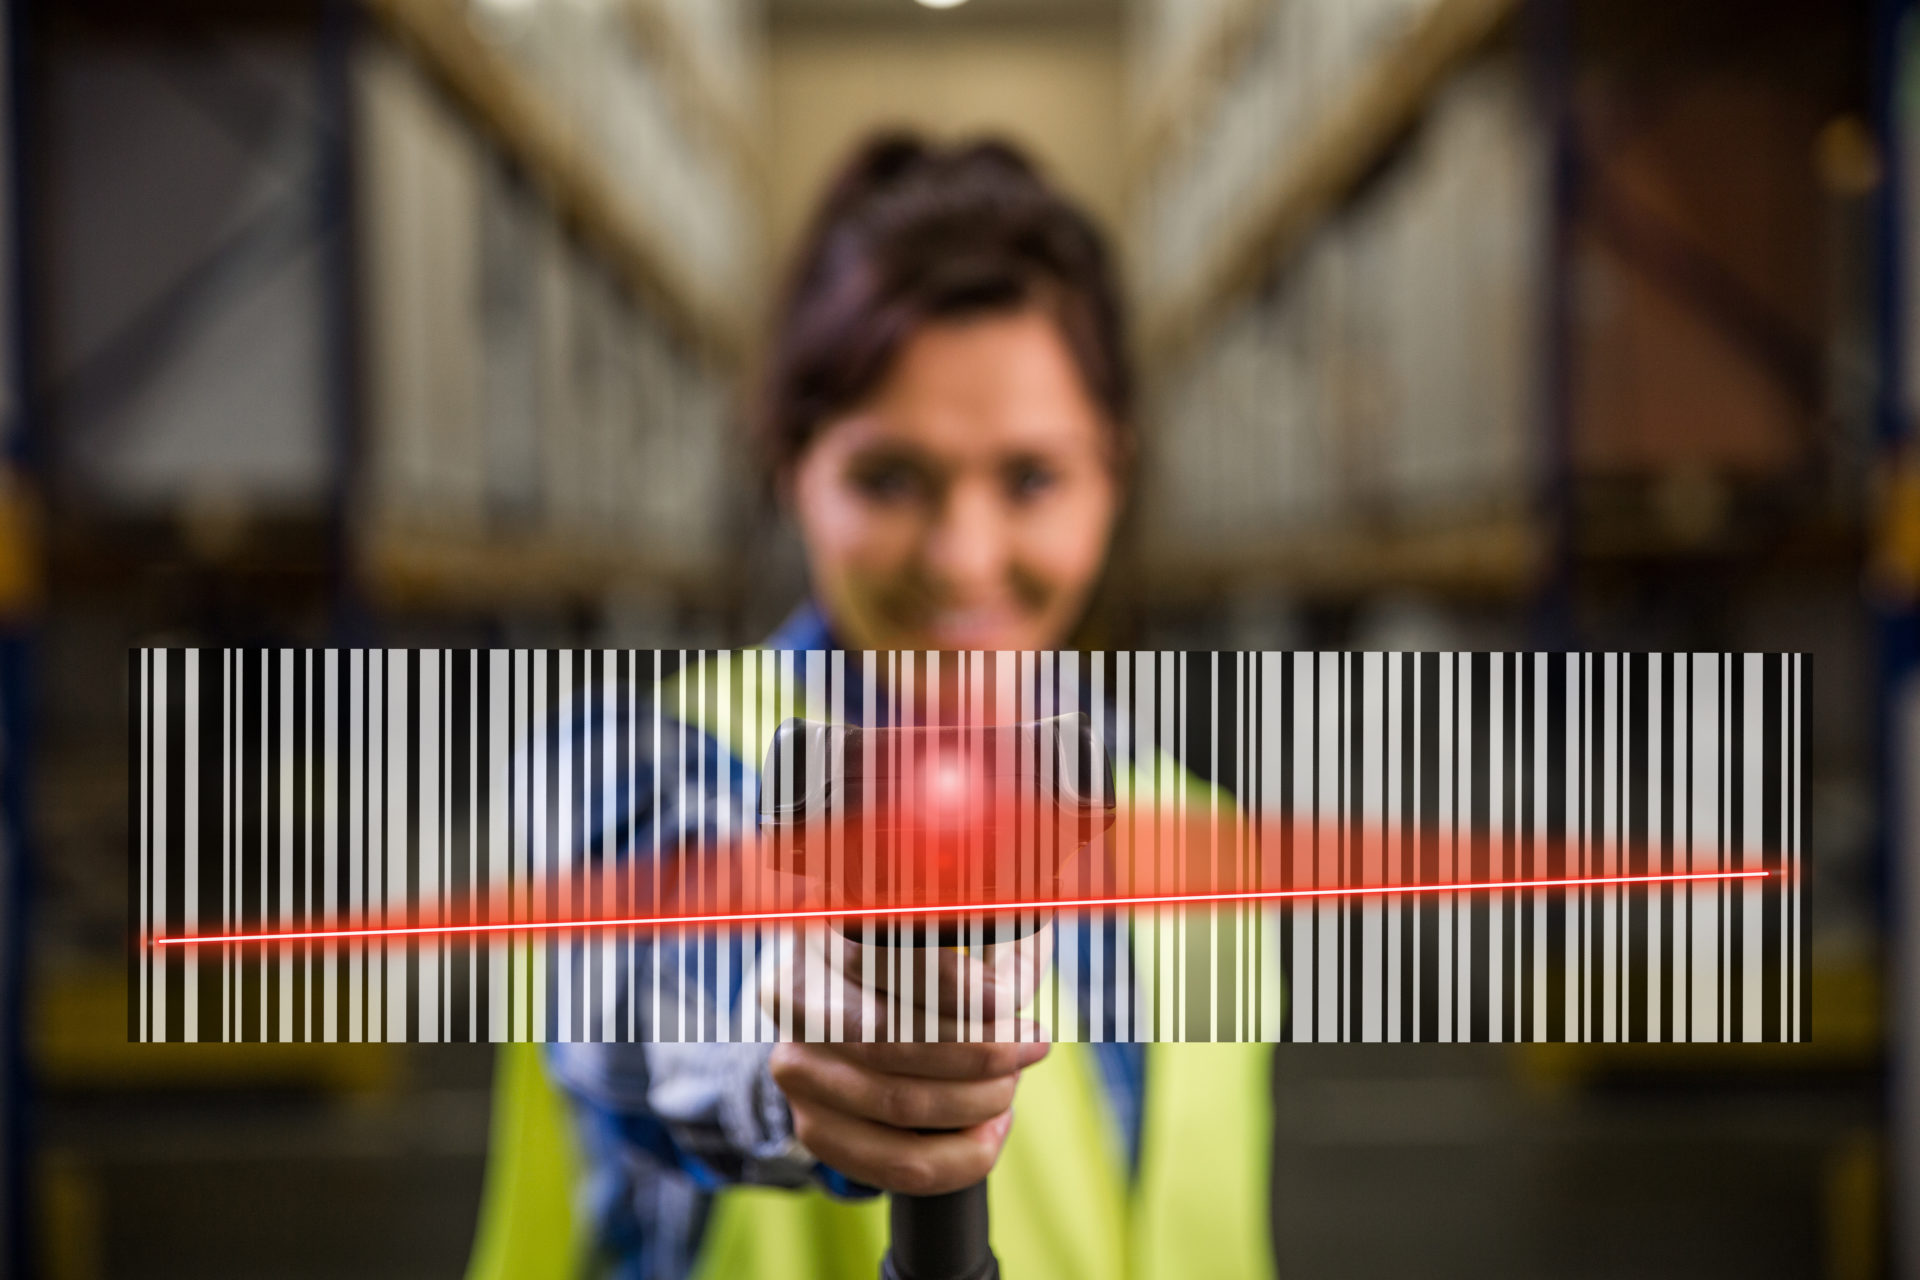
[0,0,1907,1275]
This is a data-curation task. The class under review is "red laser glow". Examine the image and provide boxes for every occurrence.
[149,869,1769,949]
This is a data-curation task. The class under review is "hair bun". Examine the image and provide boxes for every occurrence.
[760,128,1133,477]
[814,131,934,224]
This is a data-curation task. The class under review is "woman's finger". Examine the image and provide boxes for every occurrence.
[821,1038,1050,1081]
[772,1044,1019,1131]
[834,920,1053,1021]
[765,925,1055,1042]
[787,1096,1012,1197]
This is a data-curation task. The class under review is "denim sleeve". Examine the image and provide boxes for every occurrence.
[539,683,879,1201]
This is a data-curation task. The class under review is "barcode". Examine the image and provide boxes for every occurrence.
[130,649,1808,1044]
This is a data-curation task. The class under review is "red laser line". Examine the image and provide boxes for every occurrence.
[149,869,1770,949]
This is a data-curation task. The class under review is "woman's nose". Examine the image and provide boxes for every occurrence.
[921,482,1009,596]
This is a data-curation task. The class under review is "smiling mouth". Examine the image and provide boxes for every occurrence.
[914,607,1028,648]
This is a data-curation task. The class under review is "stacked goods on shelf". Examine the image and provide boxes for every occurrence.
[1132,0,1840,589]
[1131,0,1541,577]
[42,0,761,603]
[1376,63,1540,524]
[467,0,759,318]
[1131,0,1435,317]
[1129,0,1237,121]
[1144,271,1332,552]
[1131,0,1289,314]
[650,0,763,134]
[476,154,545,529]
[358,40,488,536]
[357,0,761,598]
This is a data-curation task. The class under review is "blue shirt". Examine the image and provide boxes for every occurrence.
[545,603,1151,1280]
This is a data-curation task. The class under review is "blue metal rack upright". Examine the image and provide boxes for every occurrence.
[1879,0,1920,1269]
[0,0,38,1271]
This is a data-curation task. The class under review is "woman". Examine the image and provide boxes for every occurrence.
[471,132,1276,1280]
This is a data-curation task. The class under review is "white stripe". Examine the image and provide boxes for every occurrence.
[1488,654,1504,1043]
[513,650,531,1041]
[719,649,737,1043]
[1114,651,1134,1045]
[1386,654,1403,1042]
[1456,653,1473,1040]
[182,652,198,1042]
[1561,655,1578,1041]
[1159,650,1174,1041]
[304,652,315,1041]
[1062,650,1085,1044]
[385,651,408,1043]
[1135,650,1160,1044]
[366,651,383,1039]
[1204,651,1218,1042]
[419,651,441,1043]
[1094,653,1112,1042]
[774,649,794,1042]
[531,650,548,1041]
[259,651,271,1039]
[606,655,623,1044]
[156,652,171,1040]
[278,650,294,1042]
[859,651,879,1042]
[1603,653,1619,1043]
[350,651,365,1042]
[467,654,479,1042]
[1781,655,1791,1038]
[323,651,339,1043]
[1531,653,1547,1041]
[1648,655,1664,1041]
[1690,654,1721,1041]
[1233,652,1247,1044]
[652,650,664,1043]
[1743,653,1764,1041]
[557,651,573,1042]
[138,652,152,1041]
[1674,651,1690,1041]
[1413,655,1425,1043]
[1580,655,1594,1043]
[1361,652,1383,1042]
[1288,652,1311,1043]
[804,649,827,1043]
[1316,652,1338,1044]
[486,651,508,1042]
[1259,652,1285,1042]
[1438,655,1454,1043]
[1781,656,1797,1036]
[222,652,234,1041]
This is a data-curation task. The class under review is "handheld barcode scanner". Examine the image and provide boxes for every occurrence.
[759,713,1115,1280]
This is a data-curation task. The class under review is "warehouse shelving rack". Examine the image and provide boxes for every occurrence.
[1126,0,1885,1264]
[31,0,761,624]
[1122,0,1871,615]
[1137,0,1519,361]
[1875,0,1917,1268]
[0,0,39,1269]
[14,2,764,1268]
[355,0,758,616]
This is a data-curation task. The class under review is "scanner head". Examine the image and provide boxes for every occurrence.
[757,713,1115,944]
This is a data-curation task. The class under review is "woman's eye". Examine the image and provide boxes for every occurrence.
[850,459,928,503]
[1004,460,1058,502]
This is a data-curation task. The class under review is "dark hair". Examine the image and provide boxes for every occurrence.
[758,130,1133,475]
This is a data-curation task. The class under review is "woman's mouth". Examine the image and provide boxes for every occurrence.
[913,606,1029,650]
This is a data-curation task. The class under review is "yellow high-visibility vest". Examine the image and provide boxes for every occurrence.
[467,653,1279,1280]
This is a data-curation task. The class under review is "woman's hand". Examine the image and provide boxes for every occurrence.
[762,926,1052,1196]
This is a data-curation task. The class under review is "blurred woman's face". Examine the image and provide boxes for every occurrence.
[790,308,1122,653]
